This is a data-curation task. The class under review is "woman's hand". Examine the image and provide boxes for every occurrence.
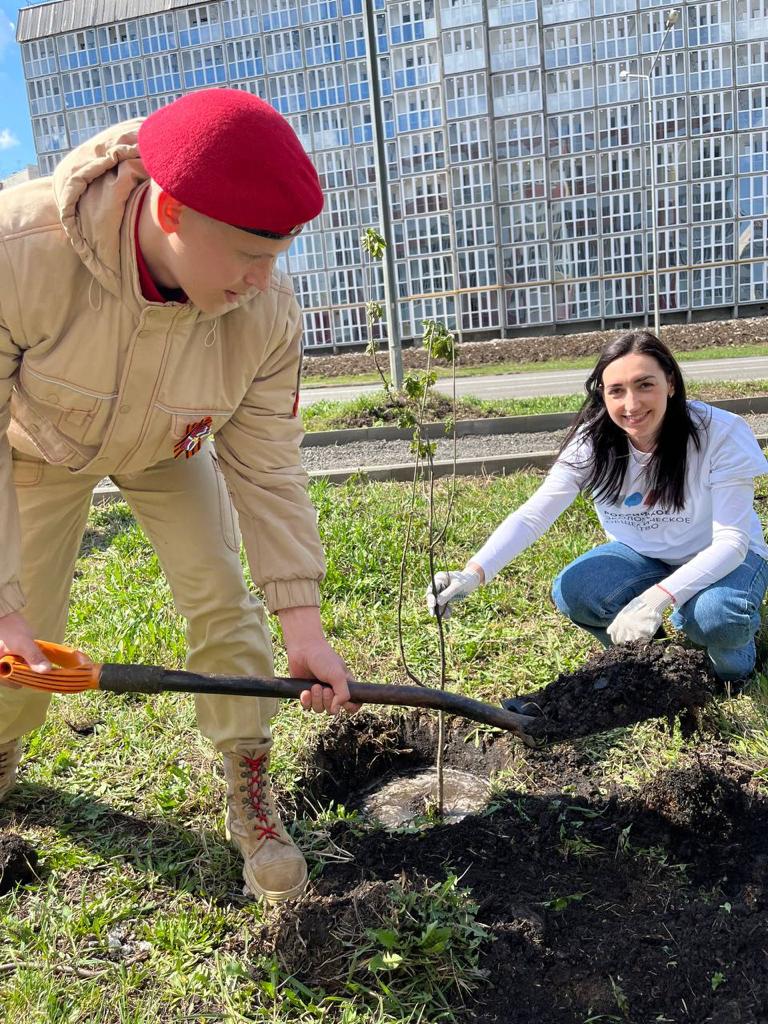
[426,564,484,620]
[607,585,673,644]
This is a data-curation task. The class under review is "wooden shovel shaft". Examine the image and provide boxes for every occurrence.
[99,664,538,744]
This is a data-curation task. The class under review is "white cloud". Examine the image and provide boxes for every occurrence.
[0,10,15,60]
[0,129,19,150]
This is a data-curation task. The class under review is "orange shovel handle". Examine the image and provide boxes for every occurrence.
[0,640,101,692]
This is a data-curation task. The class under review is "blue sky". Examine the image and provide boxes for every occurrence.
[0,7,37,177]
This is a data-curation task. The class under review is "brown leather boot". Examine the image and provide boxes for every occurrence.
[0,739,22,802]
[223,742,307,903]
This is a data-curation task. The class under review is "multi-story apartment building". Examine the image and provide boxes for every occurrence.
[15,0,768,348]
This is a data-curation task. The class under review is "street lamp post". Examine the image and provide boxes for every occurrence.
[620,9,681,338]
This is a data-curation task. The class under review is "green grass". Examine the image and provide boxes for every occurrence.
[2,473,767,1022]
[302,342,768,390]
[301,378,768,432]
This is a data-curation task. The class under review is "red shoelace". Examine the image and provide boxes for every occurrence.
[242,753,281,841]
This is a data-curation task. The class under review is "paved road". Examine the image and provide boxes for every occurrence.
[300,355,768,406]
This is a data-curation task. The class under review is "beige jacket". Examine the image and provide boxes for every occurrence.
[0,121,325,617]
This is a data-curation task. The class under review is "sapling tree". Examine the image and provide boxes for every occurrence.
[361,228,459,817]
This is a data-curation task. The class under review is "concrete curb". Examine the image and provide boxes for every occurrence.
[301,395,768,447]
[91,432,768,500]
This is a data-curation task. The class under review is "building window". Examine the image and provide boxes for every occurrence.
[736,41,768,85]
[398,129,445,173]
[144,54,182,95]
[604,276,645,316]
[61,68,102,109]
[499,202,548,243]
[739,131,768,173]
[103,61,145,101]
[640,10,684,53]
[692,223,735,263]
[736,0,768,41]
[440,0,485,28]
[738,217,767,259]
[543,21,592,68]
[57,30,98,71]
[344,18,366,59]
[450,163,492,205]
[691,266,734,306]
[739,175,767,217]
[302,308,334,349]
[739,261,768,302]
[107,99,149,123]
[654,140,687,185]
[594,0,635,13]
[692,136,734,178]
[553,238,599,279]
[689,46,733,91]
[140,14,176,54]
[177,5,222,47]
[549,196,598,238]
[392,173,448,217]
[265,30,303,73]
[454,206,495,247]
[394,214,451,257]
[655,184,689,227]
[397,255,454,298]
[655,227,689,269]
[458,248,498,288]
[290,234,325,272]
[548,154,596,197]
[308,65,345,107]
[324,228,360,267]
[541,1,590,25]
[98,22,140,62]
[504,243,549,282]
[394,87,441,132]
[32,113,68,153]
[304,22,342,64]
[652,96,687,138]
[490,24,539,71]
[181,46,226,87]
[262,0,300,31]
[400,296,457,339]
[392,42,440,87]
[389,2,437,45]
[600,150,641,192]
[603,233,645,276]
[27,77,62,116]
[302,1,339,21]
[549,110,596,154]
[498,156,547,201]
[227,38,264,80]
[598,104,641,148]
[554,280,600,321]
[492,70,542,115]
[487,0,538,26]
[495,114,544,158]
[449,117,491,161]
[691,179,735,221]
[442,26,486,72]
[546,67,594,111]
[22,39,58,79]
[445,73,487,118]
[329,267,365,305]
[66,106,108,147]
[460,291,500,332]
[596,60,641,105]
[650,52,686,95]
[594,15,638,60]
[601,192,644,234]
[506,285,553,326]
[687,2,732,47]
[738,86,768,130]
[222,0,260,38]
[691,90,735,134]
[355,144,376,185]
[316,150,354,190]
[357,185,378,223]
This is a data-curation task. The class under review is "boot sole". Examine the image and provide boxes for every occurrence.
[225,823,308,904]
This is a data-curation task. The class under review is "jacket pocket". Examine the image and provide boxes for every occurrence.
[18,363,115,444]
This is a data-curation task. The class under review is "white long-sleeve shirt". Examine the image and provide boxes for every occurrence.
[473,403,768,607]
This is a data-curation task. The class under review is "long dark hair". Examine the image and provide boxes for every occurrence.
[559,331,706,511]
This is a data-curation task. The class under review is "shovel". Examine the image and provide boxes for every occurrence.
[0,641,540,746]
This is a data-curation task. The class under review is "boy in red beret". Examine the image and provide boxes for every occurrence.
[0,89,355,903]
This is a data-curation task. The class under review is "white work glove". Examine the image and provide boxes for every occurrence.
[426,569,483,620]
[607,585,674,644]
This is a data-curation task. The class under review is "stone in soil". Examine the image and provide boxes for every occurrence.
[0,833,38,894]
[363,766,489,827]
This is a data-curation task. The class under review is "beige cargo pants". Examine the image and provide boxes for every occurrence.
[0,443,276,751]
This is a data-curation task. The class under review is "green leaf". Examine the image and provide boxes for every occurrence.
[371,928,399,949]
[368,951,404,972]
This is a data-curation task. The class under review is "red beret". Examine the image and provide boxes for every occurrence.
[138,88,323,236]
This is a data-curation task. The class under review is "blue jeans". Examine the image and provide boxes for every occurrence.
[552,542,768,681]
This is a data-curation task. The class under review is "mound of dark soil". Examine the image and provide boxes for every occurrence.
[0,833,38,894]
[522,641,716,742]
[269,741,768,1024]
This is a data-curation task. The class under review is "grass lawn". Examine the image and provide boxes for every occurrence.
[1,476,767,1022]
[301,378,768,432]
[302,342,768,390]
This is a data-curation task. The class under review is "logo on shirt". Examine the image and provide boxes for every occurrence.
[174,417,213,459]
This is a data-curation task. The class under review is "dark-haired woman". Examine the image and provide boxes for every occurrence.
[428,332,768,683]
